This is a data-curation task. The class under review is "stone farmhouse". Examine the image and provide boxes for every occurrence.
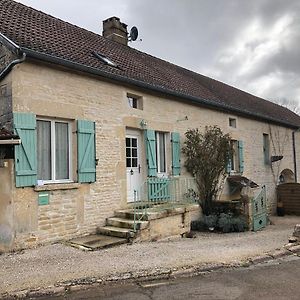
[1,0,300,251]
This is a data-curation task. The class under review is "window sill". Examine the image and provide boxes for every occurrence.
[34,182,79,192]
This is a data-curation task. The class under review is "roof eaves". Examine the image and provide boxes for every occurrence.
[21,47,300,130]
[0,32,26,80]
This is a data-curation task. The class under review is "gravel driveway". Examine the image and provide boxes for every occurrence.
[0,216,299,296]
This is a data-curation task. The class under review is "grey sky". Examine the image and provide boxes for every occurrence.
[16,0,300,107]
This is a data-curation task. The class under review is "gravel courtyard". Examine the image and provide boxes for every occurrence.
[0,216,299,296]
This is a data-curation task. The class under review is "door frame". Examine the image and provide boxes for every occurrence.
[125,129,144,203]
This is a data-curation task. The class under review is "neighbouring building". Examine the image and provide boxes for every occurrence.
[1,0,300,251]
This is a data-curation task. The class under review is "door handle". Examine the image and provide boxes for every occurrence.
[138,164,141,173]
[130,169,134,175]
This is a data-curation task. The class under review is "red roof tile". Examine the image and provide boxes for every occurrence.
[1,0,300,128]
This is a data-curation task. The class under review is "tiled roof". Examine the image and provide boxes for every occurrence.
[0,128,18,140]
[1,0,300,128]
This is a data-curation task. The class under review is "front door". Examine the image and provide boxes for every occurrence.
[126,132,142,202]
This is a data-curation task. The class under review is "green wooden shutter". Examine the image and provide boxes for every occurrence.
[238,140,244,173]
[13,112,37,187]
[145,129,157,177]
[77,120,96,183]
[171,132,181,176]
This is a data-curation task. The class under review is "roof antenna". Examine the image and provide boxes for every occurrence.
[128,26,142,42]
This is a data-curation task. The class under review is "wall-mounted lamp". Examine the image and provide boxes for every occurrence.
[140,119,147,128]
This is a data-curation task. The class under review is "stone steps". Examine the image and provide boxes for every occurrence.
[106,217,149,230]
[114,209,145,220]
[68,234,127,250]
[97,225,135,239]
[96,203,199,243]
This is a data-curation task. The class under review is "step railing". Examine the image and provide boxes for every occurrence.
[133,177,198,231]
[252,185,268,231]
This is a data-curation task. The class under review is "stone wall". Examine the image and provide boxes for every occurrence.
[1,60,298,250]
[0,76,13,130]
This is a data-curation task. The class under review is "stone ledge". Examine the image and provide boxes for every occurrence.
[34,183,80,192]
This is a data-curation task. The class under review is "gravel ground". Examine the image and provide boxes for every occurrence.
[0,216,299,295]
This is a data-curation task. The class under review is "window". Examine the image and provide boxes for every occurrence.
[126,137,138,168]
[155,132,167,174]
[229,118,237,128]
[37,119,71,182]
[127,94,143,110]
[128,96,138,109]
[92,51,117,67]
[228,140,244,173]
[263,133,270,165]
[230,140,240,172]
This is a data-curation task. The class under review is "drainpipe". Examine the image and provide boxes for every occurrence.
[0,52,26,80]
[0,32,26,80]
[292,129,300,182]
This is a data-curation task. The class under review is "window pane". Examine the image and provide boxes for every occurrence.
[132,158,138,167]
[126,147,131,157]
[55,122,69,180]
[132,148,137,158]
[158,133,166,173]
[37,120,51,180]
[126,138,130,147]
[132,138,137,147]
[126,158,131,167]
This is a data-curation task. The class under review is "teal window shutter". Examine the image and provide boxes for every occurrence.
[145,129,157,177]
[263,134,270,165]
[77,120,96,183]
[13,112,37,187]
[238,140,244,173]
[171,132,181,176]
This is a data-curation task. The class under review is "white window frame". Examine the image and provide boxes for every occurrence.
[126,93,143,110]
[155,131,168,176]
[37,117,72,184]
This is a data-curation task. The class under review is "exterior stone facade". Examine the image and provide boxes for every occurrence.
[0,60,299,251]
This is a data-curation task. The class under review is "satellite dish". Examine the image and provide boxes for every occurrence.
[129,26,138,41]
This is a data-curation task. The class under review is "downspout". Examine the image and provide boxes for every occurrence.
[292,129,300,182]
[0,52,26,80]
[0,32,26,80]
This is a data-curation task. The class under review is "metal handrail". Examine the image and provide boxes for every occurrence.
[133,177,197,232]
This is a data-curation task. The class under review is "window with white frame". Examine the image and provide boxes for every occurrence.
[37,119,72,182]
[155,132,167,174]
[127,94,143,110]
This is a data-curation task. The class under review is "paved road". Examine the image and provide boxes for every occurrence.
[34,256,300,300]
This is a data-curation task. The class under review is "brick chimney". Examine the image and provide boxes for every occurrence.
[102,17,128,46]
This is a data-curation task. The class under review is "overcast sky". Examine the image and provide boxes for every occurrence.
[16,0,300,108]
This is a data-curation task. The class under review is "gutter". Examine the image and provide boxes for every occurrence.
[0,32,26,80]
[0,52,26,80]
[21,47,300,130]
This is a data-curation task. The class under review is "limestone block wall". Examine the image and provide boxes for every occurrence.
[0,60,298,250]
[0,74,13,130]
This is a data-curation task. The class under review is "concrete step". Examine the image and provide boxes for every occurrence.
[97,225,135,239]
[68,234,127,250]
[114,208,170,221]
[106,217,149,230]
[114,209,146,220]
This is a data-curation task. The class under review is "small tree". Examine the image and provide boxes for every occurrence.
[182,126,232,215]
